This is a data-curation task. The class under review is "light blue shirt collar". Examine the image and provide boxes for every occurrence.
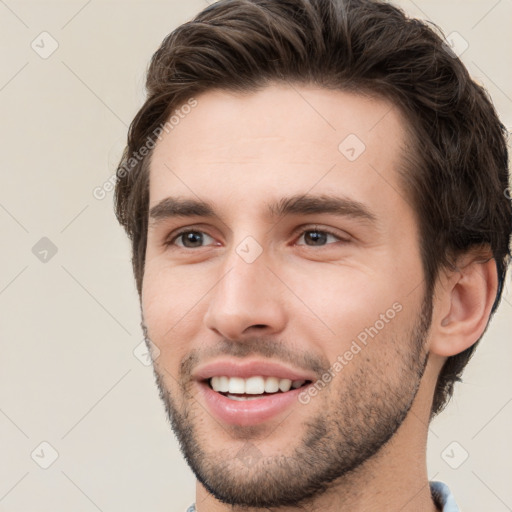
[430,480,460,511]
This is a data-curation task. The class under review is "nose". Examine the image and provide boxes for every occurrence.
[203,248,287,341]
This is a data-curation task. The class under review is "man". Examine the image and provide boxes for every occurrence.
[114,0,511,510]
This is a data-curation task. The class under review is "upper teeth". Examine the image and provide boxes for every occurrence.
[210,376,306,394]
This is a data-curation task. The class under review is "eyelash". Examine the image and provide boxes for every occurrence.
[164,226,349,249]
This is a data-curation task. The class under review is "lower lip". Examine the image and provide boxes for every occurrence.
[197,381,307,426]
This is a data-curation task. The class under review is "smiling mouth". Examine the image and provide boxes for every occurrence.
[206,375,312,400]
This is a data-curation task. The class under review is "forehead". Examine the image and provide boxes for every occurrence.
[148,84,410,216]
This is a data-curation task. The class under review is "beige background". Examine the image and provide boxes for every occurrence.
[0,1,511,511]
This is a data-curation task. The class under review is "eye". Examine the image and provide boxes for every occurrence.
[295,227,348,247]
[164,226,348,250]
[167,230,217,249]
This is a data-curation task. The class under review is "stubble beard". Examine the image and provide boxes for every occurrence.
[145,298,432,507]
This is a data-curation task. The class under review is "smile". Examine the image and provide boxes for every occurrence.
[209,375,309,400]
[198,379,313,426]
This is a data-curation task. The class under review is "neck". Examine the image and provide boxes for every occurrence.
[195,438,438,512]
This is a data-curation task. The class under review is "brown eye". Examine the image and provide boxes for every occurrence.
[169,230,216,248]
[296,229,346,247]
[303,230,328,245]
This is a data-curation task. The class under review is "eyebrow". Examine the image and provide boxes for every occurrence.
[148,193,377,227]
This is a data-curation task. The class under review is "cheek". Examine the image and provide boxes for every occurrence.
[283,264,396,333]
[141,262,211,358]
[280,259,418,362]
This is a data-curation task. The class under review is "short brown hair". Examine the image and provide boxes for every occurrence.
[114,0,511,416]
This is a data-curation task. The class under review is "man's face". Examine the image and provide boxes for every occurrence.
[142,85,431,507]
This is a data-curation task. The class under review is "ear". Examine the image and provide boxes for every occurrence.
[428,250,498,357]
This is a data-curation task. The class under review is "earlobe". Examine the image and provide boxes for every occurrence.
[429,253,498,358]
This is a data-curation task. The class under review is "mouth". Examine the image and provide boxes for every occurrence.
[197,377,313,426]
[193,359,317,426]
[206,375,312,401]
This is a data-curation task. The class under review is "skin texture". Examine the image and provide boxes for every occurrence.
[141,84,498,511]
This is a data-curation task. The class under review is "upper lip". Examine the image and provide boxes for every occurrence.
[193,358,316,382]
